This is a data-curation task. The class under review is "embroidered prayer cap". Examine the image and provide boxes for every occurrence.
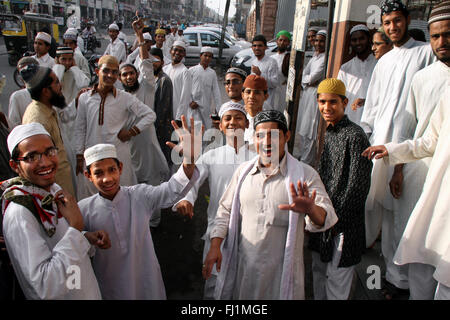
[350,24,370,35]
[380,0,409,17]
[108,23,119,31]
[17,56,39,69]
[317,78,347,97]
[155,28,166,36]
[143,32,153,41]
[56,46,74,56]
[317,30,327,38]
[218,101,247,119]
[35,32,52,44]
[253,110,288,132]
[201,46,214,54]
[7,122,51,155]
[226,67,247,79]
[172,40,186,49]
[276,30,292,40]
[63,30,78,41]
[428,1,450,25]
[84,144,118,166]
[243,74,268,91]
[308,26,320,33]
[20,64,52,91]
[98,55,119,69]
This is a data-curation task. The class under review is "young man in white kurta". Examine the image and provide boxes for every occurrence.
[363,86,450,300]
[163,41,192,120]
[204,110,338,300]
[249,35,279,109]
[293,31,326,166]
[188,47,222,129]
[104,24,127,64]
[174,102,257,299]
[32,32,55,69]
[73,55,156,199]
[337,25,377,126]
[359,6,435,292]
[152,28,172,66]
[272,31,291,113]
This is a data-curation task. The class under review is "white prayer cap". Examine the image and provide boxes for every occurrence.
[66,27,78,34]
[84,144,118,167]
[172,40,186,49]
[108,23,119,31]
[63,30,78,41]
[218,101,247,119]
[143,32,152,41]
[350,24,370,35]
[317,30,327,37]
[7,122,51,155]
[35,32,52,44]
[201,46,213,54]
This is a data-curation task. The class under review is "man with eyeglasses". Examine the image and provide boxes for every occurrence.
[188,47,222,129]
[73,55,156,200]
[19,64,75,197]
[1,122,110,299]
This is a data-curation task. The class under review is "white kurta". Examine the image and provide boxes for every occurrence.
[74,51,91,81]
[391,61,450,246]
[337,54,377,125]
[384,88,450,287]
[8,88,31,128]
[272,51,288,112]
[293,52,325,164]
[104,38,126,64]
[360,38,434,213]
[2,184,101,300]
[79,165,199,300]
[53,64,90,106]
[249,55,280,108]
[32,53,55,68]
[188,64,222,129]
[163,62,192,120]
[74,87,156,192]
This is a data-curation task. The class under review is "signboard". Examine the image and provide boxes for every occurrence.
[292,0,311,51]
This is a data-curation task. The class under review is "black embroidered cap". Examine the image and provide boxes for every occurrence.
[253,110,288,132]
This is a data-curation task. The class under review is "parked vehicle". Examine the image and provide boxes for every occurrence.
[86,53,101,85]
[82,34,101,54]
[0,12,59,66]
[186,26,251,49]
[230,38,278,75]
[183,29,243,67]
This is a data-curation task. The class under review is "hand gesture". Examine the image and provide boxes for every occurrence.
[278,181,317,214]
[54,190,84,231]
[351,98,365,111]
[84,230,111,249]
[251,65,261,76]
[361,145,388,160]
[166,115,203,165]
[132,18,144,35]
[176,200,194,219]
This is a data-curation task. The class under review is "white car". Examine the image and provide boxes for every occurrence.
[187,26,252,49]
[183,29,243,67]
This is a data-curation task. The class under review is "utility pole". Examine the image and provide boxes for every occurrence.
[218,0,231,69]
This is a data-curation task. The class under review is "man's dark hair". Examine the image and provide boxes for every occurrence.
[86,158,120,174]
[252,34,267,46]
[28,73,53,101]
[408,29,426,42]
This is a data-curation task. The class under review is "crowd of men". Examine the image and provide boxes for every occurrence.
[0,0,449,300]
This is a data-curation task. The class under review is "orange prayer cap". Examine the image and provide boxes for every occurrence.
[243,74,268,91]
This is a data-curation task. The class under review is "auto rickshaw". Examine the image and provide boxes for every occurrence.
[0,12,59,66]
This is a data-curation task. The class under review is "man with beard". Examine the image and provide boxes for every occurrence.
[20,65,75,196]
[163,40,192,121]
[337,24,377,126]
[360,0,435,299]
[151,47,174,164]
[152,28,172,66]
[249,35,279,109]
[293,30,327,166]
[119,19,170,226]
[376,1,449,300]
[272,30,291,112]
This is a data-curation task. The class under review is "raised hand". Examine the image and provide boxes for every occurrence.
[176,200,194,219]
[166,115,203,165]
[278,181,317,214]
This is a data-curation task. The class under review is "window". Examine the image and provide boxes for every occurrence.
[184,32,198,46]
[200,33,220,47]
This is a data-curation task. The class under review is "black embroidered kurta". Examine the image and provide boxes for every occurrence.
[308,116,372,267]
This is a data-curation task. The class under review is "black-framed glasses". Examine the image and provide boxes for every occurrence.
[100,67,119,76]
[16,147,58,163]
[223,79,243,86]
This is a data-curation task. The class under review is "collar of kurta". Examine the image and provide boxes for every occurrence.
[90,84,117,125]
[326,115,350,132]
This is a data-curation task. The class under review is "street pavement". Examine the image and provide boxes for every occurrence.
[0,27,391,301]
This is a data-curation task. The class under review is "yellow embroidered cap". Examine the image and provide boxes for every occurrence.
[317,78,346,96]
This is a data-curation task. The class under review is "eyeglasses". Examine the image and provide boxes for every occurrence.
[16,147,58,163]
[100,68,119,76]
[224,79,243,86]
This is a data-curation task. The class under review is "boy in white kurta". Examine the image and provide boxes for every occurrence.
[174,102,257,299]
[79,117,201,299]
